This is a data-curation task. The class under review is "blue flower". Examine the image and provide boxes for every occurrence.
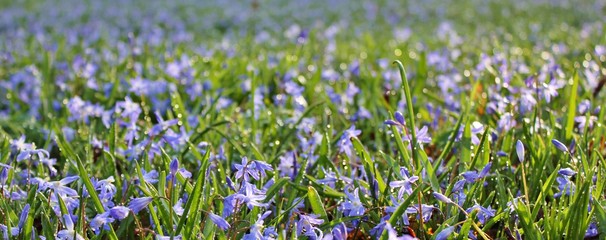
[168,158,180,183]
[466,204,496,224]
[109,206,130,220]
[128,197,154,214]
[551,139,569,153]
[92,176,117,206]
[412,126,432,144]
[435,226,455,240]
[90,212,114,235]
[18,204,30,229]
[575,115,597,130]
[326,223,348,240]
[554,176,575,198]
[585,222,598,238]
[1,204,31,237]
[234,157,273,182]
[461,171,479,183]
[340,188,365,217]
[278,151,296,179]
[497,112,516,131]
[433,192,454,204]
[296,214,324,240]
[406,204,435,222]
[370,217,389,237]
[44,176,80,196]
[57,214,84,240]
[317,170,352,188]
[456,122,484,145]
[173,198,184,216]
[149,111,179,136]
[460,162,491,184]
[48,193,80,217]
[516,140,525,162]
[17,148,50,162]
[209,212,230,230]
[337,126,361,157]
[558,168,576,176]
[390,169,419,199]
[0,223,19,237]
[0,164,12,185]
[518,89,537,114]
[452,180,468,205]
[163,126,191,149]
[167,158,191,184]
[10,135,33,151]
[385,111,406,126]
[234,157,259,181]
[156,235,182,240]
[479,162,492,178]
[242,211,272,240]
[222,194,238,217]
[170,158,179,175]
[263,226,278,239]
[252,160,273,178]
[542,78,564,103]
[385,223,416,240]
[234,183,268,209]
[141,169,159,184]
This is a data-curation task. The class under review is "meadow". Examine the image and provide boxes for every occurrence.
[0,0,605,239]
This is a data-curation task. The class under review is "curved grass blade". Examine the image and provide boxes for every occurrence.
[393,60,419,169]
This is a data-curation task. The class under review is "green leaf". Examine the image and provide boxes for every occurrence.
[22,186,37,239]
[171,91,190,131]
[515,200,541,239]
[531,165,560,220]
[264,177,290,202]
[391,124,411,169]
[457,211,477,240]
[307,186,328,220]
[416,146,440,192]
[74,156,119,240]
[175,146,211,235]
[134,162,165,236]
[393,60,419,169]
[565,179,592,239]
[469,128,489,170]
[435,113,464,165]
[351,136,386,198]
[565,71,578,141]
[595,201,606,236]
[460,119,472,166]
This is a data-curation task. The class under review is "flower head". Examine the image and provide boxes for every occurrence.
[390,169,419,199]
[128,197,153,214]
[516,140,525,162]
[433,192,454,204]
[90,212,114,235]
[435,226,455,240]
[340,188,365,217]
[57,214,84,240]
[297,214,324,240]
[551,139,568,152]
[209,212,230,230]
[558,168,576,177]
[109,206,130,220]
